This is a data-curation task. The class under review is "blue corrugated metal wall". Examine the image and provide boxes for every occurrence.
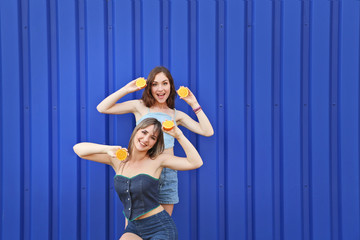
[1,0,359,239]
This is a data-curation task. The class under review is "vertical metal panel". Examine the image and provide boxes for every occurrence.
[339,1,360,239]
[85,1,108,239]
[245,0,254,239]
[58,0,80,239]
[133,0,142,101]
[253,0,273,238]
[0,1,23,239]
[283,1,302,240]
[48,0,59,238]
[271,0,282,239]
[301,0,311,239]
[1,0,360,239]
[161,0,169,67]
[311,1,332,239]
[49,0,58,238]
[19,0,31,239]
[133,0,142,79]
[143,0,161,74]
[28,0,51,238]
[226,0,247,239]
[330,1,340,239]
[216,0,226,239]
[0,8,2,239]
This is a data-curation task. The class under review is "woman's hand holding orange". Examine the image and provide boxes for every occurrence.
[179,88,199,108]
[106,146,123,158]
[124,77,146,93]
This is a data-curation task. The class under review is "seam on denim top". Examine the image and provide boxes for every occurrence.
[136,108,176,149]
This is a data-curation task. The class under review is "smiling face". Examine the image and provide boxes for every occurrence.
[126,118,164,160]
[134,124,159,152]
[150,72,171,104]
[141,66,176,109]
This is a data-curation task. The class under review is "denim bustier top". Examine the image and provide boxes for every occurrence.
[114,174,160,221]
[136,109,177,149]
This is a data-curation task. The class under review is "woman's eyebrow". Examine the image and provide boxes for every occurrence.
[153,79,168,83]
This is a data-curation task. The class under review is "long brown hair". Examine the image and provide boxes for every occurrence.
[141,66,176,109]
[127,118,164,160]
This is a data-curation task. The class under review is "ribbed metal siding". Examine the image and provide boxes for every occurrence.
[1,0,359,240]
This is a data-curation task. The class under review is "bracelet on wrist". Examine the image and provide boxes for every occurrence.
[193,105,202,114]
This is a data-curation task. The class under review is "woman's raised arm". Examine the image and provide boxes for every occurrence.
[96,78,145,114]
[176,88,214,137]
[73,142,121,167]
[160,126,203,171]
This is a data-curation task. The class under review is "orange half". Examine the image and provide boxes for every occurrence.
[177,86,189,98]
[136,77,147,88]
[162,120,174,131]
[116,148,128,161]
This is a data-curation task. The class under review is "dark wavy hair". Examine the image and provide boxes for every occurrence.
[141,66,176,109]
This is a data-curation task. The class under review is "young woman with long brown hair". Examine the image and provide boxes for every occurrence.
[97,66,213,215]
[73,118,203,239]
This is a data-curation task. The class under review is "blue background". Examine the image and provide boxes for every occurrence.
[0,0,359,239]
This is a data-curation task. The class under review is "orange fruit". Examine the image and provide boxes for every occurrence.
[135,77,147,88]
[177,86,189,98]
[116,148,128,161]
[162,120,174,131]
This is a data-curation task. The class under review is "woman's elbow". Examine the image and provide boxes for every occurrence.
[193,160,203,169]
[73,143,83,157]
[96,105,105,113]
[203,129,214,137]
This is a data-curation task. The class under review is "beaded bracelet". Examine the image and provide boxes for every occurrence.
[193,105,202,114]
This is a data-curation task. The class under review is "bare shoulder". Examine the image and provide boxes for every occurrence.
[175,109,186,119]
[136,99,147,108]
[132,99,144,108]
[117,99,142,112]
[135,100,150,117]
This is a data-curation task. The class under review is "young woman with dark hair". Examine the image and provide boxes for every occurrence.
[97,66,213,215]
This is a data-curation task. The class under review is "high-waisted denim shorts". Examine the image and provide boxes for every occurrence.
[124,210,178,240]
[159,168,179,204]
